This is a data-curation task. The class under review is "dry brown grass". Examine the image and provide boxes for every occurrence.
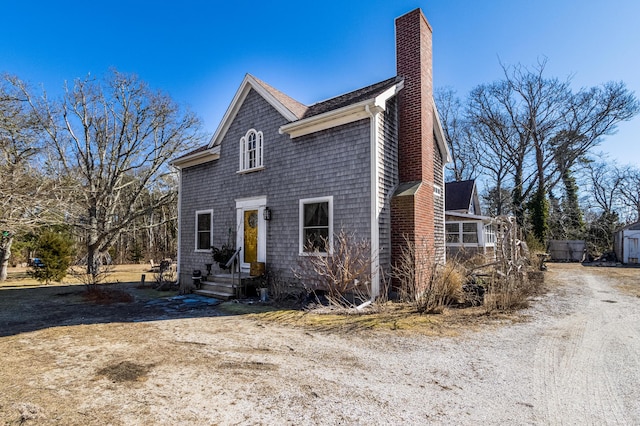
[581,265,640,298]
[244,302,517,336]
[0,264,151,288]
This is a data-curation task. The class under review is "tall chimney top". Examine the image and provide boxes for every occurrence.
[395,8,434,184]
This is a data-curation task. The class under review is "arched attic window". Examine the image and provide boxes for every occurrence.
[239,129,263,172]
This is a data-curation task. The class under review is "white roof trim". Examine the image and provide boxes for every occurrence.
[208,74,300,148]
[170,145,221,169]
[433,100,452,164]
[445,211,494,223]
[279,82,402,139]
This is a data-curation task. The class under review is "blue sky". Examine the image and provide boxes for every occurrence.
[2,0,639,167]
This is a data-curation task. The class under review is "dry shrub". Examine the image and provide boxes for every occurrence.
[266,270,305,304]
[483,261,544,312]
[83,286,134,304]
[70,258,115,291]
[392,237,463,314]
[294,230,372,308]
[153,260,177,290]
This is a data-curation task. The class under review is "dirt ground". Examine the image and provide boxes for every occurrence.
[0,263,638,425]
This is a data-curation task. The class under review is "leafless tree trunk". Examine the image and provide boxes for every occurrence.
[21,70,204,276]
[0,75,64,280]
[465,59,638,237]
[618,165,640,223]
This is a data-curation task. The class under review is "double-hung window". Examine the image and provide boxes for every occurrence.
[299,196,333,254]
[462,222,478,244]
[195,210,213,251]
[239,129,263,172]
[446,223,459,243]
[446,222,479,245]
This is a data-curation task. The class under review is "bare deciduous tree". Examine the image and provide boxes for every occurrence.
[0,75,64,280]
[21,70,205,277]
[435,87,479,182]
[466,59,639,240]
[618,165,640,222]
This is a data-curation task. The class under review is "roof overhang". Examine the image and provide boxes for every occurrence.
[433,100,452,164]
[445,211,494,223]
[279,82,403,139]
[170,145,221,169]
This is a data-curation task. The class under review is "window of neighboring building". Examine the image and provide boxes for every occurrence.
[446,221,479,245]
[462,222,478,244]
[239,129,263,172]
[195,210,213,251]
[485,224,496,245]
[446,223,459,243]
[299,196,333,254]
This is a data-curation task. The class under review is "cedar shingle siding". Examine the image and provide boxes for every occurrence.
[178,89,372,284]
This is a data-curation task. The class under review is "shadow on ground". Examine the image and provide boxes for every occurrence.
[0,283,230,337]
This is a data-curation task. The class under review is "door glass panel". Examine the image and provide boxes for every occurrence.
[244,210,258,264]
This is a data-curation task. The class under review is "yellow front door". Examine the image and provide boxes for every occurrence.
[243,210,258,264]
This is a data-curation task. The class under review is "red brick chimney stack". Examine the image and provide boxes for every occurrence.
[396,8,434,184]
[392,8,437,260]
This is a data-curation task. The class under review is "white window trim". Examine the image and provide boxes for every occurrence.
[434,184,442,197]
[195,209,213,252]
[238,128,263,173]
[445,221,481,247]
[484,224,496,247]
[299,196,333,256]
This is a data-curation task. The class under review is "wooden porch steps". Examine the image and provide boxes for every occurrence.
[194,274,240,300]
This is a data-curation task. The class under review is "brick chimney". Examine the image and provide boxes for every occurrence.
[391,8,441,266]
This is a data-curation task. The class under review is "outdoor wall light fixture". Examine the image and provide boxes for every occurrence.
[263,206,272,221]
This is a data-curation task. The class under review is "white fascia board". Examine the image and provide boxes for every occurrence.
[445,211,494,223]
[280,83,401,139]
[170,146,221,169]
[209,74,300,148]
[280,102,372,138]
[433,100,452,164]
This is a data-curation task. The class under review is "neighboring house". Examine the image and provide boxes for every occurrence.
[171,8,451,298]
[444,180,497,260]
[614,221,640,264]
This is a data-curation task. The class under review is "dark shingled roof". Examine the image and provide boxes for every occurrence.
[301,76,400,119]
[173,144,210,161]
[445,180,476,212]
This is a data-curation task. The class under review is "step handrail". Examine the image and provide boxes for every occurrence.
[224,247,242,269]
[225,247,243,298]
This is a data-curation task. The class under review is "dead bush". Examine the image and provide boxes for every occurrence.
[70,254,115,291]
[482,259,544,312]
[392,237,463,314]
[83,285,134,304]
[266,270,305,304]
[153,260,177,291]
[294,230,372,308]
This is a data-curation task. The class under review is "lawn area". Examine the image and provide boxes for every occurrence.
[1,263,153,288]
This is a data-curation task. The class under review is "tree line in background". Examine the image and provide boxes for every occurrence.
[436,59,640,254]
[1,59,638,282]
[0,70,205,281]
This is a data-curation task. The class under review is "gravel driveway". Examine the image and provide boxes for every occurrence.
[1,264,638,425]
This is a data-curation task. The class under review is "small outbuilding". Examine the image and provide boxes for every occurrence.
[614,221,640,264]
[547,240,586,262]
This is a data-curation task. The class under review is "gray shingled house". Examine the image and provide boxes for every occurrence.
[445,179,498,260]
[171,8,451,298]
